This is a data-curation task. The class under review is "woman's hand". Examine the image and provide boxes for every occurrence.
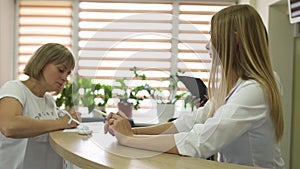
[109,113,133,145]
[58,110,80,129]
[104,111,132,137]
[104,112,115,135]
[104,111,127,135]
[194,95,208,108]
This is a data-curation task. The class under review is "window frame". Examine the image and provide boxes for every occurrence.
[16,0,236,112]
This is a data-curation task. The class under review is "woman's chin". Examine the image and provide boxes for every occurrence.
[53,87,63,95]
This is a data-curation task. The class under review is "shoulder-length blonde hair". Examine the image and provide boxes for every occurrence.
[208,5,283,141]
[24,43,75,79]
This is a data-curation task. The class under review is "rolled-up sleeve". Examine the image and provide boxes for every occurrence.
[173,101,210,132]
[173,80,269,158]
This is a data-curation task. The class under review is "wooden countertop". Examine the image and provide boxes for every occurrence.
[49,122,266,169]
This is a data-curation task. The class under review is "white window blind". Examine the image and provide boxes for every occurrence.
[17,0,235,110]
[77,1,173,83]
[77,0,234,110]
[178,2,231,82]
[18,0,72,80]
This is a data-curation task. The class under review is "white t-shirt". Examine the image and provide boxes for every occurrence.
[173,78,285,169]
[0,80,63,169]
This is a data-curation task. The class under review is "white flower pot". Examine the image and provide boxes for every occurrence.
[156,103,175,123]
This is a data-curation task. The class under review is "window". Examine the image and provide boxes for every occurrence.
[17,0,235,112]
[18,0,73,80]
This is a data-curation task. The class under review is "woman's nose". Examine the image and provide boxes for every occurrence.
[62,73,68,81]
[205,42,210,50]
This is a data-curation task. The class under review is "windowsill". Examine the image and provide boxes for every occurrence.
[79,106,193,126]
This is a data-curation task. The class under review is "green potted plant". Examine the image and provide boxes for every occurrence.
[113,67,152,118]
[153,74,186,104]
[55,77,112,115]
[182,93,197,111]
[151,74,187,123]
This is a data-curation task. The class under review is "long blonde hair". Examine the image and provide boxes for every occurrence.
[208,5,284,141]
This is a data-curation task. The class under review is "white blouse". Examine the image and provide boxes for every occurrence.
[173,78,285,169]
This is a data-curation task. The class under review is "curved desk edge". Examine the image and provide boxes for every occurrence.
[50,122,267,169]
[49,131,110,169]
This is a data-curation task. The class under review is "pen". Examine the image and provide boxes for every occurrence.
[57,108,81,125]
[93,109,107,116]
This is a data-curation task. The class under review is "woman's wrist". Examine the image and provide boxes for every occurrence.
[117,132,134,146]
[56,117,68,129]
[132,128,138,135]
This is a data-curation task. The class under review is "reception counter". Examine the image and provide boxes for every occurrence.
[49,122,266,169]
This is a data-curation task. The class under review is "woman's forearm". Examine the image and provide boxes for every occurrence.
[132,122,178,135]
[1,115,76,138]
[120,134,179,155]
[1,117,60,138]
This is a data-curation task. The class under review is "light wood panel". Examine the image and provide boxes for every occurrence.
[50,122,267,169]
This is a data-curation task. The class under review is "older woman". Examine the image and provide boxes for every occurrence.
[0,43,80,169]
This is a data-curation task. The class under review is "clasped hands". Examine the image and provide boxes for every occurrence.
[104,111,133,143]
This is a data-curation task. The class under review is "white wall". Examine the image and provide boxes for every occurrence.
[0,0,295,168]
[269,4,294,169]
[0,0,15,85]
[292,37,300,169]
